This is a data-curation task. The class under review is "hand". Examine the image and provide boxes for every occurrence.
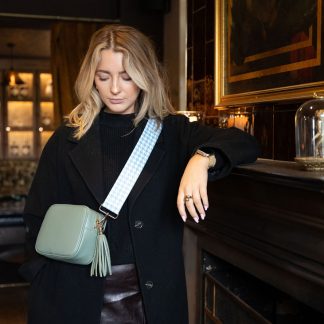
[177,154,210,223]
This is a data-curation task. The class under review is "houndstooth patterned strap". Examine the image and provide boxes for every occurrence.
[100,118,162,218]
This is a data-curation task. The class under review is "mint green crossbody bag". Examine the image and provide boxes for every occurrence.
[35,204,106,266]
[35,119,162,277]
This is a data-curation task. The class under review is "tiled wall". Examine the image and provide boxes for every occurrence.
[187,0,302,161]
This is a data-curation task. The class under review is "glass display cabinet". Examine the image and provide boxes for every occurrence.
[1,71,54,159]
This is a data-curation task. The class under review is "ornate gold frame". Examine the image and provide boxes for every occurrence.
[215,0,324,106]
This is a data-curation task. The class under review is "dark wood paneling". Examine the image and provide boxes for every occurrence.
[193,7,206,81]
[0,0,119,21]
[187,0,193,48]
[0,286,28,324]
[205,0,214,42]
[185,159,324,315]
[273,103,299,161]
[193,0,205,11]
[253,106,274,159]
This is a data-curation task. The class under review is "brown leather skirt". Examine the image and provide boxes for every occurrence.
[100,264,146,324]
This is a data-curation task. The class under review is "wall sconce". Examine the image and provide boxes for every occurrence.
[5,42,25,86]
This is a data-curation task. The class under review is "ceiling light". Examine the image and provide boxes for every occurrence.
[5,42,25,86]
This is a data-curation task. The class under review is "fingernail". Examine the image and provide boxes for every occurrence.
[194,217,199,223]
[204,205,209,211]
[181,216,187,222]
[200,213,205,220]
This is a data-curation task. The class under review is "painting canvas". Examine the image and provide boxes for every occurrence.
[215,0,324,105]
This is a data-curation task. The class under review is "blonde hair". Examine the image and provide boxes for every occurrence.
[67,24,175,139]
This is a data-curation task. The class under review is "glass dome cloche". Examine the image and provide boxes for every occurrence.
[295,93,324,171]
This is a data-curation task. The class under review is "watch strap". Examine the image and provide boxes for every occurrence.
[196,149,216,168]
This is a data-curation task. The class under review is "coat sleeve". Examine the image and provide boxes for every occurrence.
[23,130,60,256]
[175,115,259,180]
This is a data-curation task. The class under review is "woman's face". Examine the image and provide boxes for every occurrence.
[94,49,140,114]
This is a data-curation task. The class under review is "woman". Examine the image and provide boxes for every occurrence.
[21,24,258,324]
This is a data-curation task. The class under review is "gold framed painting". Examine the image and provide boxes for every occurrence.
[215,0,324,106]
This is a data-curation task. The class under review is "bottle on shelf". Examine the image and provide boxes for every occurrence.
[21,141,31,157]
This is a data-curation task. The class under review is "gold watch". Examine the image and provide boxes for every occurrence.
[195,149,216,169]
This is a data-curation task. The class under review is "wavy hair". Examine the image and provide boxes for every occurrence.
[67,24,175,139]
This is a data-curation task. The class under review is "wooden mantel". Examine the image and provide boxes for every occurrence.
[184,158,324,323]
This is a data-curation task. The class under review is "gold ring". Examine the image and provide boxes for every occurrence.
[184,195,192,202]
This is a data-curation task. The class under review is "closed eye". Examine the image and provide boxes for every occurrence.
[121,72,132,81]
[96,71,110,81]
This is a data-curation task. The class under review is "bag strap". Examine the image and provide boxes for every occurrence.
[99,118,162,219]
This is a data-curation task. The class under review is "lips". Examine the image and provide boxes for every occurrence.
[109,98,124,104]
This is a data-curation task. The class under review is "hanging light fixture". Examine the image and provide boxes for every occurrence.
[6,42,25,86]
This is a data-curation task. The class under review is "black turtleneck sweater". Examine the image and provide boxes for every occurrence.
[99,111,137,265]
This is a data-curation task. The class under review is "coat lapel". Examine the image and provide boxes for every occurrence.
[68,117,105,205]
[67,115,165,210]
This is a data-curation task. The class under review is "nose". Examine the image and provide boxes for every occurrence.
[110,77,120,95]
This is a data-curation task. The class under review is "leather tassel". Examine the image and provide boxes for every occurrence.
[91,220,112,277]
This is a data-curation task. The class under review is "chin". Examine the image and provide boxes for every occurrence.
[106,107,134,115]
[105,105,133,114]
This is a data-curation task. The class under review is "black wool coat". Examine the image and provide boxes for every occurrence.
[21,113,258,324]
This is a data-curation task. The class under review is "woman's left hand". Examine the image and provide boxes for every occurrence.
[177,154,210,223]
